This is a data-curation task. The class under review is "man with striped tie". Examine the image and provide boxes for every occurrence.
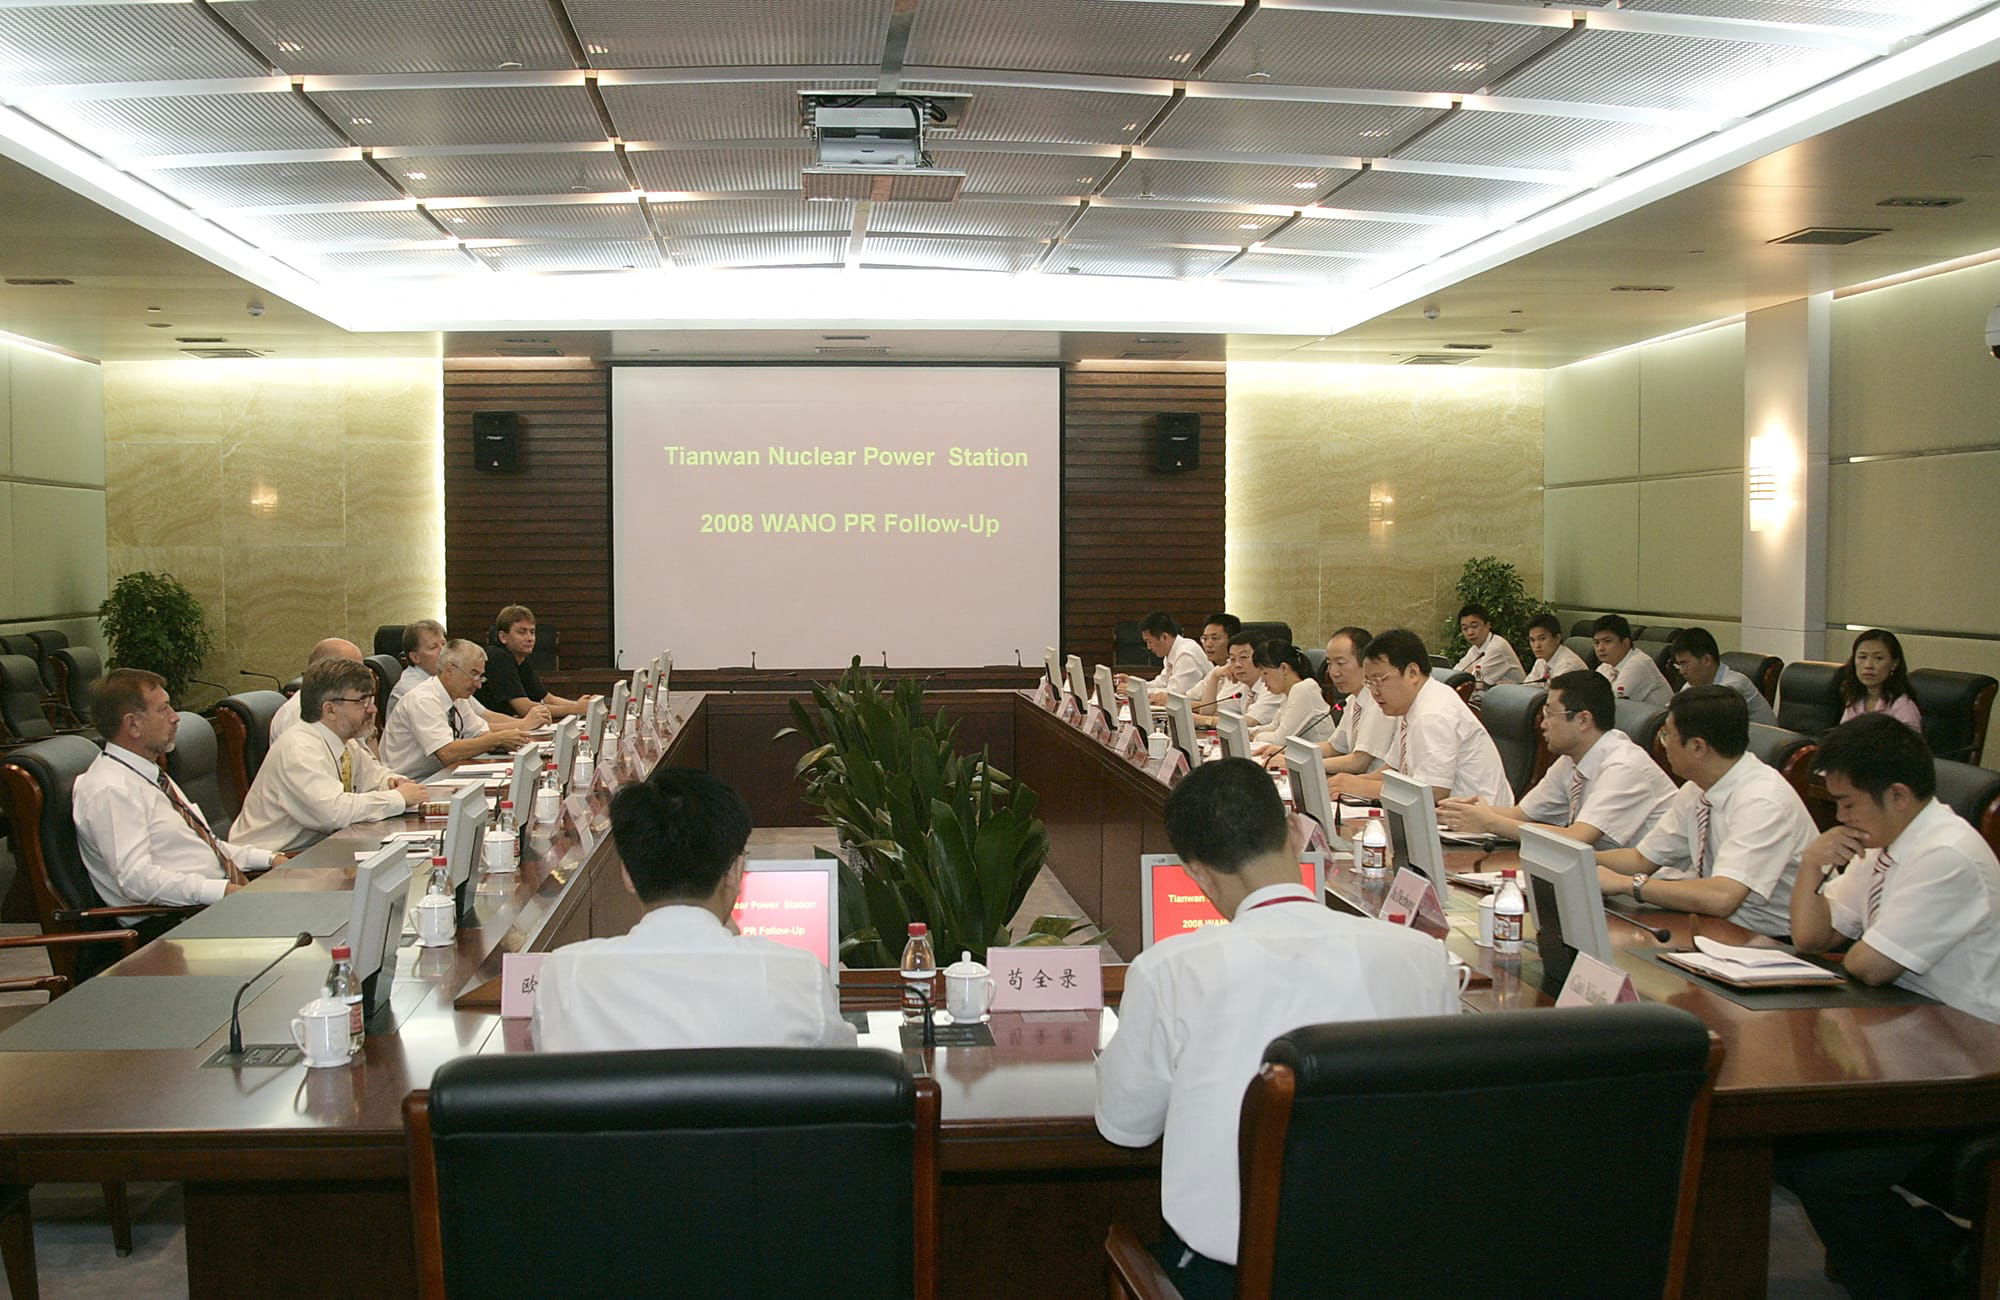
[1439,669,1675,850]
[1592,685,1809,938]
[1777,714,1997,1296]
[378,639,534,780]
[232,659,430,853]
[74,669,295,917]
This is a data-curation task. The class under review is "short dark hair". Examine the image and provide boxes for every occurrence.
[1592,614,1634,642]
[1138,612,1180,638]
[1836,629,1913,707]
[495,604,535,634]
[91,667,166,738]
[609,768,754,903]
[1327,626,1371,658]
[1549,669,1615,733]
[1226,632,1257,650]
[1667,684,1749,759]
[1526,613,1563,639]
[1164,758,1288,874]
[1203,613,1241,638]
[1457,603,1491,624]
[401,618,445,656]
[1360,628,1429,675]
[1814,712,1936,801]
[1668,627,1720,662]
[1252,638,1311,680]
[301,659,373,725]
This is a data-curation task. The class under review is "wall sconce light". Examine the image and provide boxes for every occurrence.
[249,486,279,515]
[1368,487,1395,525]
[1748,434,1780,533]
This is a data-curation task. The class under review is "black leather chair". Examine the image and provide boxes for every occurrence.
[25,629,67,693]
[405,1048,940,1300]
[1776,660,1843,736]
[1106,1004,1720,1299]
[1638,640,1683,691]
[1565,634,1599,671]
[1614,699,1668,761]
[364,653,400,721]
[1641,625,1684,649]
[1302,646,1325,681]
[1935,758,2000,859]
[50,647,101,729]
[1480,683,1548,799]
[1429,667,1477,707]
[166,710,231,834]
[523,621,558,673]
[0,655,55,743]
[373,624,405,658]
[0,636,38,669]
[211,690,286,813]
[1909,668,1998,764]
[1746,723,1817,804]
[1721,651,1782,705]
[1238,621,1293,653]
[1113,621,1157,670]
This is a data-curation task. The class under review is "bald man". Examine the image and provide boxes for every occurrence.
[269,638,363,743]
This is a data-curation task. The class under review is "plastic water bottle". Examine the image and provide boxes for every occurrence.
[1493,869,1525,956]
[899,922,938,1025]
[570,734,594,791]
[639,690,656,734]
[426,855,451,897]
[654,679,671,721]
[325,945,363,1051]
[496,800,517,838]
[1358,810,1390,877]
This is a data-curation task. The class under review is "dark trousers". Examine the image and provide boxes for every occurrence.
[1775,1136,1967,1299]
[1147,1225,1236,1300]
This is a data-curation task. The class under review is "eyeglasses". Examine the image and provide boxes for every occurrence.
[447,664,486,682]
[327,695,374,707]
[1542,706,1576,719]
[1362,673,1395,690]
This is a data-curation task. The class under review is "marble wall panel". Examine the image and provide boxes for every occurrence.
[1229,363,1543,648]
[12,483,107,617]
[1828,451,2000,638]
[10,344,104,486]
[1639,324,1744,477]
[1832,257,2000,458]
[106,441,224,548]
[1638,473,1743,620]
[0,489,15,617]
[1544,483,1639,612]
[1543,350,1638,485]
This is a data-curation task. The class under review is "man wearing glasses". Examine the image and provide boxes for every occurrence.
[233,659,431,852]
[380,640,544,780]
[1326,628,1512,806]
[268,637,364,743]
[1440,670,1676,849]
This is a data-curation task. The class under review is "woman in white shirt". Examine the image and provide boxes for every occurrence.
[1250,639,1336,756]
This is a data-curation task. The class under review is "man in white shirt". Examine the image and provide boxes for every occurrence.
[1668,628,1776,726]
[1198,612,1239,669]
[1595,686,1808,938]
[1327,629,1512,806]
[1315,626,1394,779]
[1441,669,1676,850]
[1524,613,1589,687]
[1778,713,1997,1297]
[1591,614,1672,708]
[73,668,293,912]
[1116,612,1209,704]
[233,659,429,852]
[268,637,365,742]
[1192,633,1266,720]
[388,619,446,709]
[379,640,532,780]
[1096,758,1454,1289]
[1452,603,1525,697]
[534,767,855,1052]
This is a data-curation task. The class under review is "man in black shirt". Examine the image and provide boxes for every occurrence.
[478,604,592,719]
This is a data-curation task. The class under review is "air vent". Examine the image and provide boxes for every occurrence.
[1133,336,1184,345]
[1876,196,1960,209]
[181,348,265,359]
[1767,227,1888,246]
[1444,342,1492,350]
[814,346,891,356]
[495,345,561,357]
[1611,284,1675,293]
[820,334,871,341]
[801,167,965,203]
[4,277,73,286]
[501,336,552,344]
[174,336,227,344]
[1119,351,1188,360]
[1399,354,1473,366]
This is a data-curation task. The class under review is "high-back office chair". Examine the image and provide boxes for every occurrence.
[1721,652,1783,705]
[1638,640,1683,691]
[211,690,286,814]
[1746,723,1818,805]
[1429,668,1477,708]
[1908,668,1998,764]
[1776,661,1843,736]
[1113,621,1157,671]
[405,1048,939,1300]
[1934,759,2000,860]
[373,624,405,658]
[1614,699,1669,773]
[522,621,558,673]
[25,629,67,693]
[1480,683,1549,797]
[1105,1004,1721,1299]
[165,710,232,834]
[1564,634,1598,671]
[364,653,400,721]
[49,647,101,728]
[1569,618,1598,640]
[1237,622,1293,653]
[0,655,57,744]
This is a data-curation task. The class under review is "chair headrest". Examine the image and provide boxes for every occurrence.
[3,735,111,910]
[1480,684,1547,737]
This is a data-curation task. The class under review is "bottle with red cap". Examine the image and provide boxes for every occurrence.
[325,945,363,1052]
[1493,869,1525,956]
[899,922,938,1025]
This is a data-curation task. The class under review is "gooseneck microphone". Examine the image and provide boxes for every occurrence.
[238,669,282,686]
[227,931,312,1057]
[1606,910,1673,943]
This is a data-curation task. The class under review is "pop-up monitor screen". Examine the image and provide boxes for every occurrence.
[1139,852,1325,949]
[1163,692,1201,763]
[728,860,838,967]
[1216,707,1254,760]
[1519,826,1616,992]
[1380,771,1451,903]
[1283,737,1337,837]
[1093,664,1120,724]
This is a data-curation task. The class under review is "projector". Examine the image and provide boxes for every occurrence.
[800,93,967,203]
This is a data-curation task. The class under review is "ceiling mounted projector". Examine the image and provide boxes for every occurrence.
[799,92,968,203]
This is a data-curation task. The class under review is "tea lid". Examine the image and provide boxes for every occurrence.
[944,950,987,977]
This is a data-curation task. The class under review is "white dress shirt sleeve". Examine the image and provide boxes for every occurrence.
[1516,758,1576,824]
[1635,785,1698,872]
[380,682,451,776]
[74,774,230,907]
[1573,754,1675,849]
[1149,638,1209,697]
[1827,844,1987,976]
[256,732,409,839]
[1254,680,1329,744]
[1094,959,1173,1148]
[1705,787,1803,904]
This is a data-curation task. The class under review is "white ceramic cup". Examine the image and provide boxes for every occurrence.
[291,997,353,1068]
[414,896,456,948]
[944,957,995,1023]
[1146,731,1170,763]
[1476,894,1496,948]
[1451,958,1473,996]
[482,829,516,872]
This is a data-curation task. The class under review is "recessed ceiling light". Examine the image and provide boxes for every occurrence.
[1238,223,1260,230]
[404,171,427,181]
[1450,60,1486,73]
[349,117,372,126]
[1076,176,1094,184]
[1500,327,1526,334]
[145,305,162,312]
[1121,123,1137,132]
[586,43,610,55]
[275,40,302,53]
[1246,69,1271,81]
[498,60,522,70]
[146,322,172,328]
[447,215,466,223]
[1167,52,1192,63]
[1292,180,1318,189]
[1359,128,1390,139]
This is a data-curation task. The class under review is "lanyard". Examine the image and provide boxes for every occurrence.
[1245,893,1316,912]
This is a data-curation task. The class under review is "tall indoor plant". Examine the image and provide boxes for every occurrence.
[98,570,216,701]
[1443,555,1553,663]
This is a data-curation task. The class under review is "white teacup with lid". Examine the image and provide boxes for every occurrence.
[291,997,354,1068]
[943,951,994,1024]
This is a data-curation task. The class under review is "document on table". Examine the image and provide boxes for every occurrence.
[1664,936,1843,984]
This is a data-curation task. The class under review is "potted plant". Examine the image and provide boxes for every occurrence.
[779,660,1093,966]
[98,571,216,702]
[1443,556,1553,664]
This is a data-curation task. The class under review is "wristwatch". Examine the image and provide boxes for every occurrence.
[1631,873,1649,902]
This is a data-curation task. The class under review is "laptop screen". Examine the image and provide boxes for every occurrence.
[1140,852,1326,948]
[729,860,838,967]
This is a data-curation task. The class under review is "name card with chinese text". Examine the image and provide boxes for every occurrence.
[1056,693,1083,726]
[1081,709,1111,743]
[988,945,1103,1012]
[1556,952,1639,1007]
[1381,867,1450,938]
[1112,723,1147,765]
[1034,680,1058,711]
[1149,747,1189,786]
[500,953,548,1019]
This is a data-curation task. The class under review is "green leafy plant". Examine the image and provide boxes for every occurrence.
[98,570,216,701]
[1444,555,1553,664]
[778,659,1094,966]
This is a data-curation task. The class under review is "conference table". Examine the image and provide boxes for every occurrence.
[0,688,1993,1298]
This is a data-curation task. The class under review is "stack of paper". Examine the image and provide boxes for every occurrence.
[1667,936,1843,984]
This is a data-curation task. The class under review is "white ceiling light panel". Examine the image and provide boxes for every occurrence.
[1203,9,1561,93]
[903,83,1169,146]
[861,236,1043,273]
[625,147,812,195]
[426,201,652,240]
[565,0,894,68]
[669,233,846,269]
[1501,29,1865,112]
[1146,97,1439,155]
[143,158,404,206]
[33,90,342,157]
[904,0,1238,79]
[386,150,632,199]
[926,149,1114,196]
[227,206,449,246]
[870,200,1075,239]
[1395,110,1708,175]
[1045,242,1237,279]
[1218,251,1368,285]
[0,2,267,86]
[224,0,575,76]
[1105,157,1358,204]
[648,198,851,239]
[474,239,663,272]
[1325,168,1578,222]
[305,86,607,147]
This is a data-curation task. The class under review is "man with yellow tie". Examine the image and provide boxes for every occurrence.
[233,659,430,853]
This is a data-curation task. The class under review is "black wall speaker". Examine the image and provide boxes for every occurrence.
[473,410,520,472]
[1154,412,1200,471]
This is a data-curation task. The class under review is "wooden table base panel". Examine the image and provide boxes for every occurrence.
[184,1178,414,1297]
[1684,1140,1774,1299]
[941,1168,1162,1300]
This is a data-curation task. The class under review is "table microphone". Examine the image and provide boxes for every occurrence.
[1605,910,1673,943]
[238,668,282,686]
[227,931,313,1058]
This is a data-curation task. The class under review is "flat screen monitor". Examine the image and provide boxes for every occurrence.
[440,781,488,884]
[1216,706,1254,760]
[609,678,629,721]
[1043,646,1063,696]
[584,697,607,752]
[1283,736,1337,838]
[553,716,580,782]
[1518,825,1617,993]
[632,665,651,700]
[1163,691,1201,763]
[655,653,671,701]
[1092,664,1120,725]
[1065,653,1089,703]
[1379,770,1452,904]
[1140,852,1325,949]
[1123,678,1155,735]
[728,859,839,967]
[506,744,539,821]
[348,843,413,1023]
